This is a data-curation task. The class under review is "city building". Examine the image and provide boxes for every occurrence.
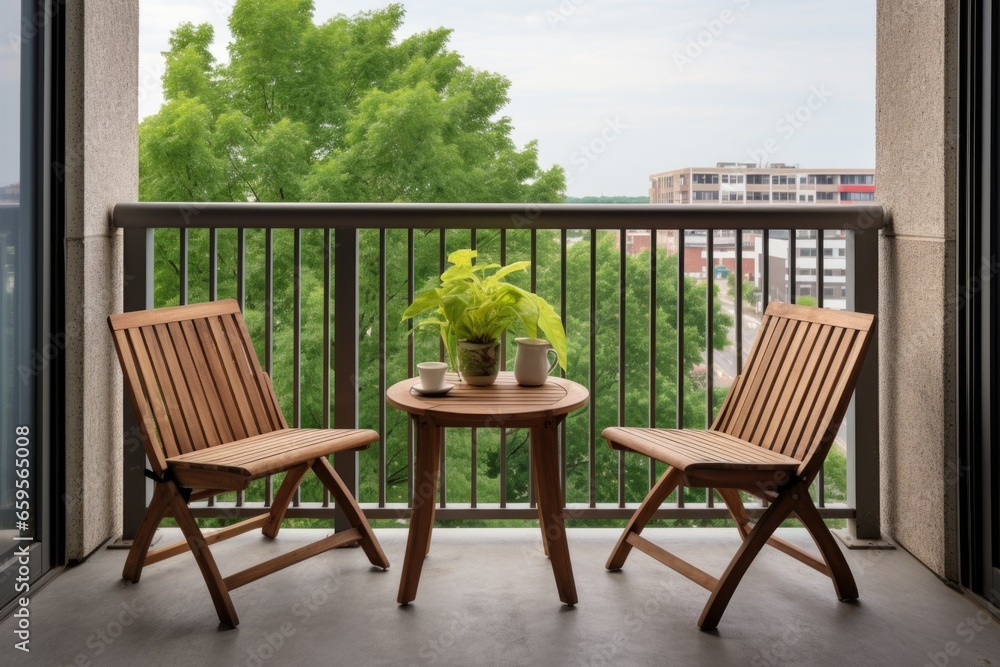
[648,163,875,205]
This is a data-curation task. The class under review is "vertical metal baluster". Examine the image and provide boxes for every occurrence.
[789,228,797,305]
[438,230,447,509]
[179,228,188,305]
[706,230,715,509]
[236,228,246,508]
[292,229,302,507]
[736,230,744,374]
[677,230,685,507]
[470,229,477,508]
[378,228,387,508]
[209,229,218,302]
[762,229,771,312]
[817,230,826,506]
[618,229,626,509]
[560,228,568,496]
[649,229,657,491]
[817,231,826,308]
[589,230,597,508]
[500,229,507,508]
[529,228,537,509]
[760,228,770,510]
[322,229,332,508]
[236,229,246,309]
[264,228,274,507]
[407,229,415,507]
[707,230,715,426]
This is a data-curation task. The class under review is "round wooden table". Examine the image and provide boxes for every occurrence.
[386,371,589,606]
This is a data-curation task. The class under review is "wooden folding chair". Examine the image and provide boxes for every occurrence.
[603,302,875,630]
[109,300,388,627]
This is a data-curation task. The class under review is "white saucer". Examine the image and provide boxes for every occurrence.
[413,382,455,396]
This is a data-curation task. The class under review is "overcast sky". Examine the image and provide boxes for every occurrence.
[134,0,876,198]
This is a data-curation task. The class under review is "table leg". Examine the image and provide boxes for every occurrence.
[397,418,442,605]
[531,420,578,605]
[534,468,551,558]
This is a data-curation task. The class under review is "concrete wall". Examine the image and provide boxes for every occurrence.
[63,0,137,560]
[876,0,959,580]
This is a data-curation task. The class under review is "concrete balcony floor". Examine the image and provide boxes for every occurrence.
[5,527,999,666]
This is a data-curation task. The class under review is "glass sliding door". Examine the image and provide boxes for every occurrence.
[0,0,57,611]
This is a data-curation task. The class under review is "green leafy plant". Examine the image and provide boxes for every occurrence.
[402,249,567,372]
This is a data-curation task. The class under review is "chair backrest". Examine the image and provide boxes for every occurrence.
[711,302,875,479]
[109,300,287,475]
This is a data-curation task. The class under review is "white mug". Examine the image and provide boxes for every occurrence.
[417,361,448,391]
[513,338,559,386]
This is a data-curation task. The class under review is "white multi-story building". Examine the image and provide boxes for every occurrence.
[649,163,875,205]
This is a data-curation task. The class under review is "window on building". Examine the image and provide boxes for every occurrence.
[693,190,719,200]
[692,173,719,184]
[840,191,875,201]
[816,192,836,200]
[808,175,836,185]
[840,174,874,184]
[747,174,768,185]
[799,247,817,257]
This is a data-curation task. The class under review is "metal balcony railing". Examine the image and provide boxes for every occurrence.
[113,203,884,540]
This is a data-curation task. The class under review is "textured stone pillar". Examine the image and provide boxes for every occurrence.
[876,0,959,580]
[63,0,138,560]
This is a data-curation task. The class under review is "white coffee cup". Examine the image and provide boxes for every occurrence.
[417,361,448,391]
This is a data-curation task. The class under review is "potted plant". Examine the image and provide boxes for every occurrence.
[402,249,567,385]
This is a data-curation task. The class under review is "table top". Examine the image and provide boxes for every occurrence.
[386,372,589,428]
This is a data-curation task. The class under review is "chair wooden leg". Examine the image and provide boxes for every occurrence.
[794,490,859,601]
[313,456,390,569]
[398,419,442,604]
[166,482,239,627]
[263,461,312,539]
[717,488,752,540]
[123,482,171,583]
[698,484,797,630]
[606,466,682,570]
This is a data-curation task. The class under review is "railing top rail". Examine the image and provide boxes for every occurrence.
[113,202,886,232]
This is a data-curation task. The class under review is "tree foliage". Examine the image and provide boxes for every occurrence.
[140,1,565,204]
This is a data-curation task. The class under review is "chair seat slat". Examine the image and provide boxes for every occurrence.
[602,427,800,472]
